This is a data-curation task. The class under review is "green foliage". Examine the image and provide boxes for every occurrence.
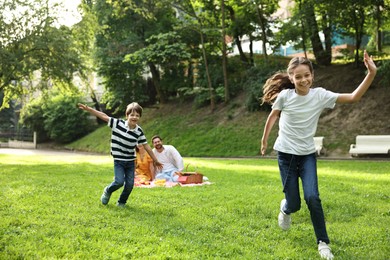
[377,59,390,87]
[94,0,179,106]
[124,32,192,101]
[243,58,285,111]
[0,92,15,129]
[184,55,249,108]
[43,95,94,143]
[0,0,84,109]
[0,155,389,259]
[124,32,191,66]
[19,97,49,141]
[20,93,93,144]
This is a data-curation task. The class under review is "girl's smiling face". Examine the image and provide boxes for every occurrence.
[289,64,313,96]
[127,111,140,129]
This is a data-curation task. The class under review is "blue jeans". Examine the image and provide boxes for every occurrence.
[155,170,180,182]
[277,151,330,244]
[106,160,135,204]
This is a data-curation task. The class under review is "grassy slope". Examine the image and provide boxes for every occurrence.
[66,99,275,157]
[66,62,390,158]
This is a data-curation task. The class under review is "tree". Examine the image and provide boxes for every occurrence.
[71,0,106,123]
[0,0,84,109]
[252,0,279,60]
[301,0,332,65]
[123,32,191,102]
[335,0,369,65]
[173,0,219,110]
[274,0,334,65]
[221,0,229,103]
[93,0,180,108]
[366,0,389,52]
[224,1,253,65]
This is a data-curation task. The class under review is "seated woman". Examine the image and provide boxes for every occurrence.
[135,144,155,183]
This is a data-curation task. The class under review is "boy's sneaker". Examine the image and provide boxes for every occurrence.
[278,199,291,230]
[100,188,111,205]
[117,202,126,208]
[318,241,334,260]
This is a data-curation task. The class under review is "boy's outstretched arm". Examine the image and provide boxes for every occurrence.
[337,50,377,104]
[143,143,163,171]
[78,103,109,122]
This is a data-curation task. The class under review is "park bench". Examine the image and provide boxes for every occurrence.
[349,135,390,156]
[314,136,324,156]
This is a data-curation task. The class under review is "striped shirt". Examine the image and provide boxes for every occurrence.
[108,117,147,161]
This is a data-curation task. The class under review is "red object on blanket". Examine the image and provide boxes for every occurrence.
[178,173,203,184]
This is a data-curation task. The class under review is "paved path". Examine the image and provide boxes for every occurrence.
[0,148,102,156]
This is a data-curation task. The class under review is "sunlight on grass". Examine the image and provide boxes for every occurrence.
[185,157,279,173]
[1,154,389,259]
[0,154,112,165]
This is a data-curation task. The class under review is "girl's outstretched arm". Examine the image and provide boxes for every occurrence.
[337,50,377,104]
[261,109,280,155]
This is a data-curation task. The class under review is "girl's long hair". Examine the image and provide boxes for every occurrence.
[261,72,294,105]
[261,57,313,105]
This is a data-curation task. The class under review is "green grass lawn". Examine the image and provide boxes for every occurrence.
[0,154,389,259]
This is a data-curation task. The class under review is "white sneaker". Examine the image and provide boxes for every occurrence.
[278,199,291,230]
[318,241,334,260]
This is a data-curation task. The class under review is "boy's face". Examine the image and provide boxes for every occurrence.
[127,111,140,129]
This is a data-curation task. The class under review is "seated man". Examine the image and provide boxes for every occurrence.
[152,135,184,182]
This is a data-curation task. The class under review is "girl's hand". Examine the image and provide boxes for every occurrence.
[363,50,377,74]
[261,140,267,156]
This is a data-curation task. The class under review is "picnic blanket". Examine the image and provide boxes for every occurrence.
[134,178,212,188]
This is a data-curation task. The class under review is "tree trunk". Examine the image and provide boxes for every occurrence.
[221,0,229,103]
[225,5,249,65]
[353,7,365,66]
[321,13,332,65]
[298,0,308,59]
[305,3,330,65]
[148,62,166,103]
[255,4,268,60]
[234,35,249,64]
[200,31,215,111]
[249,36,254,66]
[376,4,382,52]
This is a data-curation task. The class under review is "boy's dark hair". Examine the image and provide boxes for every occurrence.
[126,102,143,117]
[151,135,162,142]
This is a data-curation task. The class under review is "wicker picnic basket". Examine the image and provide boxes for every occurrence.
[177,164,203,184]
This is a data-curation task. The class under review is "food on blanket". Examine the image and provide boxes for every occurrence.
[154,179,166,187]
[134,176,151,186]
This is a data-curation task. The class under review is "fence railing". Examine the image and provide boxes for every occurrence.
[0,129,37,149]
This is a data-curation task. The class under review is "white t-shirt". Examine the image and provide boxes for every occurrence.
[153,145,184,173]
[272,88,338,155]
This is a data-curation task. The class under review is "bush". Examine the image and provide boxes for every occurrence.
[243,59,285,111]
[20,94,94,144]
[43,95,94,143]
[377,59,390,87]
[19,97,50,141]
